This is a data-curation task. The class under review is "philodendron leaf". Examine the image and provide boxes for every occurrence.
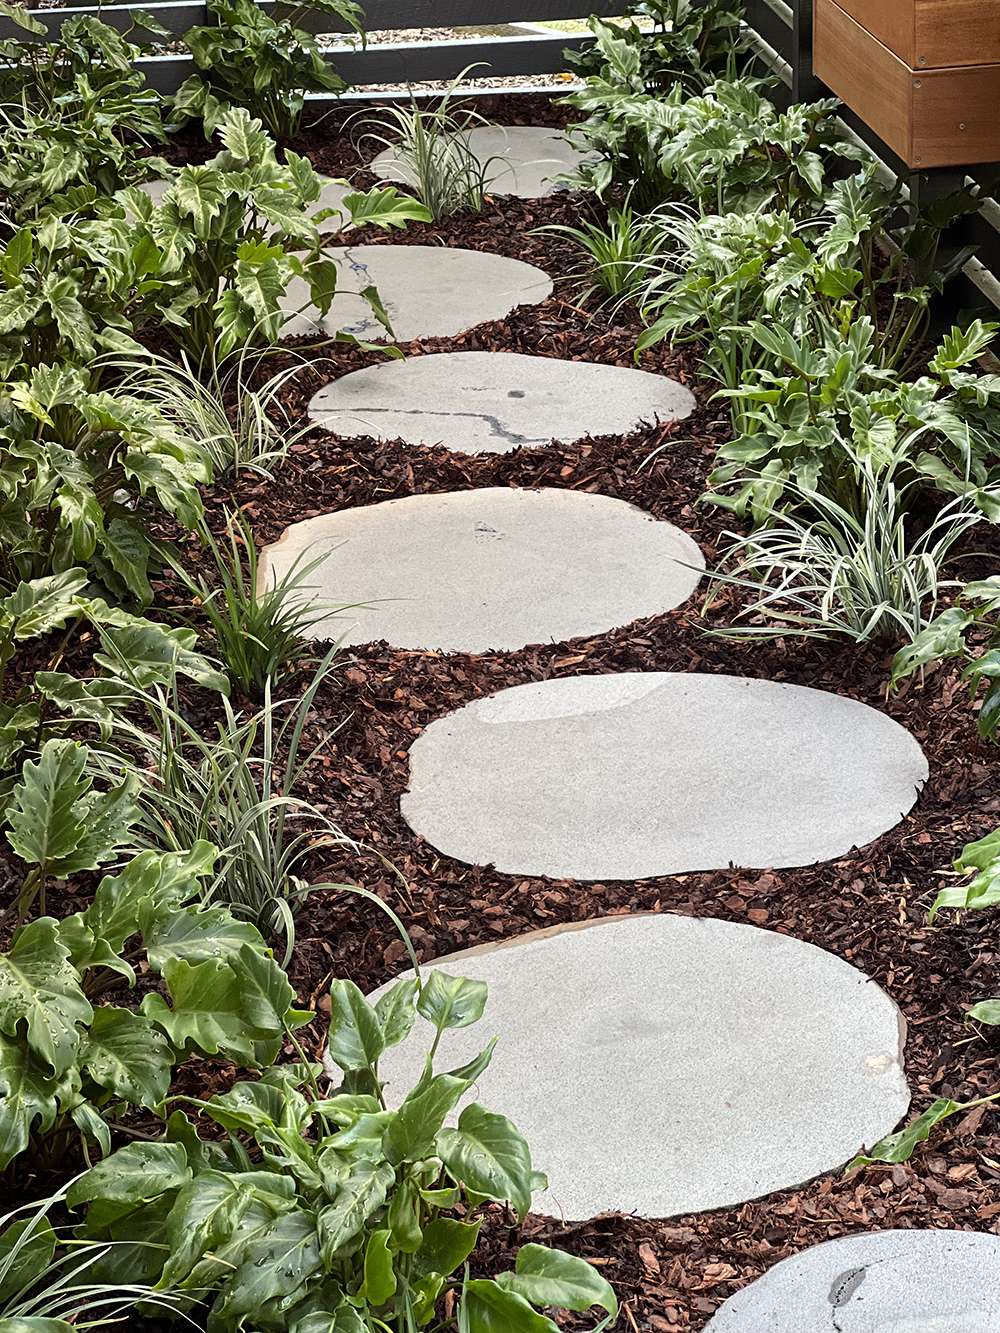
[967,1000,1000,1025]
[437,1103,536,1220]
[460,1280,560,1333]
[414,1216,481,1279]
[67,1140,192,1210]
[1,570,87,641]
[383,1073,469,1166]
[215,1210,324,1324]
[847,1097,964,1169]
[317,1159,395,1261]
[344,187,431,230]
[326,980,385,1073]
[143,905,267,971]
[0,1318,74,1331]
[416,972,487,1033]
[374,977,418,1050]
[0,918,90,1077]
[889,607,975,687]
[362,1228,397,1306]
[5,740,89,872]
[79,1006,173,1108]
[0,1035,61,1171]
[495,1245,618,1322]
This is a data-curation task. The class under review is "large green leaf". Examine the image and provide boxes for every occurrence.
[383,1072,469,1166]
[460,1280,560,1333]
[215,1209,324,1323]
[326,980,385,1073]
[144,905,266,971]
[317,1159,395,1261]
[93,620,227,694]
[417,972,487,1033]
[160,1169,259,1286]
[0,1035,61,1171]
[80,1007,173,1108]
[171,166,225,238]
[1,570,86,642]
[438,1103,536,1220]
[0,919,90,1077]
[343,188,432,230]
[495,1246,618,1320]
[67,1140,192,1210]
[373,978,417,1050]
[0,1215,57,1304]
[5,741,89,872]
[414,1216,481,1279]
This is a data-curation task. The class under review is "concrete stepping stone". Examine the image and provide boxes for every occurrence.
[371,124,593,199]
[356,915,909,1219]
[308,351,695,454]
[706,1229,1000,1330]
[280,245,552,341]
[257,488,704,652]
[401,673,927,879]
[139,174,350,231]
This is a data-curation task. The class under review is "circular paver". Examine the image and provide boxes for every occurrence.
[308,351,695,454]
[280,245,552,341]
[353,915,909,1219]
[371,124,593,199]
[257,488,704,652]
[401,673,928,879]
[705,1229,1000,1331]
[139,174,349,231]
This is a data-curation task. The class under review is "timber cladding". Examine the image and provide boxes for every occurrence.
[832,0,1000,69]
[813,0,1000,168]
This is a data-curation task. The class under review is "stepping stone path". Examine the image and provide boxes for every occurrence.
[280,245,552,342]
[371,124,593,199]
[308,351,695,453]
[357,915,909,1219]
[258,488,704,652]
[706,1229,1000,1330]
[402,673,927,879]
[139,175,350,232]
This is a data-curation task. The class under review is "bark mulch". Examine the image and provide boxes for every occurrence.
[7,95,1000,1331]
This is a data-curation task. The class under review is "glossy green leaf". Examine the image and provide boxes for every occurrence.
[416,972,487,1033]
[326,980,385,1073]
[438,1103,536,1220]
[461,1279,560,1333]
[496,1245,618,1319]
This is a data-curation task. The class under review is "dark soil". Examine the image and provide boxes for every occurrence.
[6,93,1000,1332]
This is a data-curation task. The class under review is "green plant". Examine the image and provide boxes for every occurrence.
[108,348,311,478]
[355,77,499,222]
[0,840,310,1173]
[164,512,340,697]
[891,575,1000,740]
[70,970,618,1332]
[125,106,429,364]
[847,823,1000,1171]
[0,566,227,782]
[175,0,363,140]
[0,1182,184,1328]
[0,364,213,597]
[709,320,1000,523]
[536,196,667,305]
[88,651,357,957]
[705,444,983,642]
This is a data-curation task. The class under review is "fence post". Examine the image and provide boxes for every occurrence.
[791,0,821,102]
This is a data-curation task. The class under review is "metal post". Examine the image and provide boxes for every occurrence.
[791,0,822,102]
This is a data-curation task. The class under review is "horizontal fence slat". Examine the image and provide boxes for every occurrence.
[0,0,626,41]
[137,31,590,93]
[743,0,793,63]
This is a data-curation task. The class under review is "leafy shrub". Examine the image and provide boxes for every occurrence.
[355,79,499,222]
[706,444,982,642]
[175,0,363,140]
[89,651,356,956]
[891,575,1000,740]
[109,348,311,478]
[0,840,309,1172]
[536,196,669,305]
[0,566,226,781]
[70,970,618,1332]
[0,364,212,597]
[165,511,339,697]
[123,106,429,364]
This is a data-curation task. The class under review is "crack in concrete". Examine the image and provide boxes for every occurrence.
[319,404,544,447]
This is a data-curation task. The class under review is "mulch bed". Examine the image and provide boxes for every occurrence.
[6,93,1000,1331]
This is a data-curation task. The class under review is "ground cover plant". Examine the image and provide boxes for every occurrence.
[1,0,999,1326]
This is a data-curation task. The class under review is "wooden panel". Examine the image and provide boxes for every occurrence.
[914,1,1000,70]
[0,0,626,41]
[913,64,1000,166]
[813,0,913,163]
[825,0,1000,69]
[138,31,593,93]
[830,0,914,65]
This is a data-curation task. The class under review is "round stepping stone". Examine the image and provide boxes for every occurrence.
[355,915,909,1219]
[280,245,552,342]
[372,124,593,199]
[257,488,704,652]
[402,673,927,879]
[706,1229,1000,1330]
[308,351,695,454]
[139,174,349,231]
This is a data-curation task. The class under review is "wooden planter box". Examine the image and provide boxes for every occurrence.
[814,0,1000,168]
